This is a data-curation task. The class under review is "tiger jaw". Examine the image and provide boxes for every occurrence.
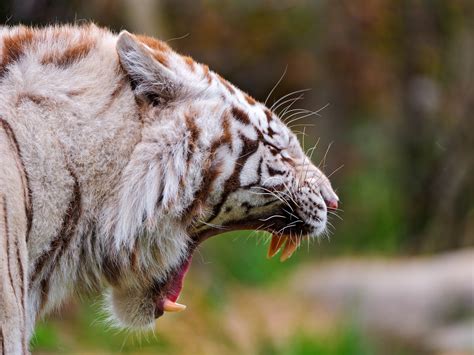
[152,193,336,317]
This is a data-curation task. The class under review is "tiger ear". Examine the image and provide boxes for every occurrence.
[116,31,182,105]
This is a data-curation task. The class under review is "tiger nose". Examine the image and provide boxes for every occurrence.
[325,198,338,210]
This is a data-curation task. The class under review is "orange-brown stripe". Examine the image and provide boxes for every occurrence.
[183,56,195,72]
[41,37,94,68]
[202,65,212,84]
[0,27,35,77]
[185,113,201,163]
[218,75,236,94]
[245,94,256,105]
[136,35,171,52]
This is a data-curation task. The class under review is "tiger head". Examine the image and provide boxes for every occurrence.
[104,31,338,328]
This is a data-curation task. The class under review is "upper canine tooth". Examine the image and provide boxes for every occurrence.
[267,234,286,258]
[280,238,299,262]
[162,299,187,312]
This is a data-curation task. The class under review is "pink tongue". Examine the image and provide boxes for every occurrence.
[166,256,192,302]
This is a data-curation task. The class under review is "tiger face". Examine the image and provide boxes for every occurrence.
[107,32,338,328]
[192,105,338,243]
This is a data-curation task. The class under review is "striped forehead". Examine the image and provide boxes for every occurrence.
[201,71,291,145]
[137,35,292,145]
[221,90,292,151]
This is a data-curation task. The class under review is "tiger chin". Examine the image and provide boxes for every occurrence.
[0,24,338,351]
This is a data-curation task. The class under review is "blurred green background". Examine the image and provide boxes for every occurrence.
[2,0,473,354]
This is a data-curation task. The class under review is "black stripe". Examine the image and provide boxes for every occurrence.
[96,76,128,116]
[31,166,81,287]
[267,166,286,177]
[256,157,263,184]
[0,327,4,354]
[38,278,49,314]
[205,134,260,223]
[15,239,24,306]
[183,113,232,219]
[0,118,33,240]
[231,106,251,125]
[101,254,123,286]
[2,196,19,305]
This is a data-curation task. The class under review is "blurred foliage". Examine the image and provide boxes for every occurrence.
[31,283,381,355]
[273,327,373,355]
[1,0,473,353]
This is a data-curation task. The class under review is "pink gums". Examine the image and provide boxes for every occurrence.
[165,256,192,302]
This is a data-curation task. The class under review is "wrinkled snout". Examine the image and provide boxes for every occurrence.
[291,164,339,236]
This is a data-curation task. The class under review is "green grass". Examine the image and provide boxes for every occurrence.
[30,322,63,352]
[259,323,374,355]
[32,302,380,355]
[31,301,171,353]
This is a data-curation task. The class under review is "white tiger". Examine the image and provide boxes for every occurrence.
[0,24,339,353]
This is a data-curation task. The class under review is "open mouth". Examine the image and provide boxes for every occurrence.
[152,204,319,318]
[153,254,192,318]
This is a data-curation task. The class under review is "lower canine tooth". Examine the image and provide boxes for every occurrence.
[163,299,187,312]
[267,234,286,258]
[280,238,299,262]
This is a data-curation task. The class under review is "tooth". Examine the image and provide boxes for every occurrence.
[163,299,187,312]
[267,234,286,258]
[280,238,300,262]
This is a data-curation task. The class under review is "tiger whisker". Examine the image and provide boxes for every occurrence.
[319,141,333,170]
[285,110,321,126]
[270,88,311,111]
[300,154,313,187]
[282,107,314,116]
[277,221,302,235]
[248,223,274,240]
[273,95,305,116]
[265,66,287,105]
[280,185,298,207]
[258,215,286,222]
[285,102,329,124]
[289,123,316,129]
[326,164,344,179]
[282,209,301,221]
[305,139,320,162]
[278,95,307,118]
[293,130,309,137]
[257,180,295,206]
[197,220,228,230]
[250,186,292,208]
[281,108,314,121]
[326,220,336,231]
[328,211,343,221]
